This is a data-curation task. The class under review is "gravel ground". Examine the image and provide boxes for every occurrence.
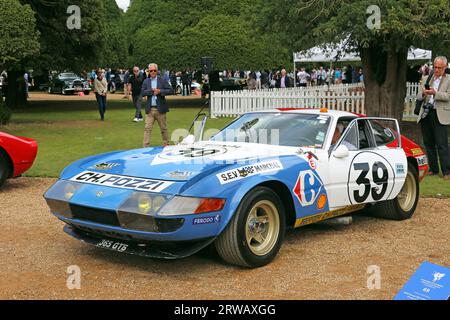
[1,177,449,300]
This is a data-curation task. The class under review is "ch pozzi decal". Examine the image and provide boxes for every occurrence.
[70,171,173,193]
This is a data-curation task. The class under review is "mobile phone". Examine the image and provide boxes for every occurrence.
[425,84,430,90]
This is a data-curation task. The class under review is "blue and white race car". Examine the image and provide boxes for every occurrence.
[44,109,427,268]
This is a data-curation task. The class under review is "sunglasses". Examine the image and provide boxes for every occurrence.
[149,70,157,72]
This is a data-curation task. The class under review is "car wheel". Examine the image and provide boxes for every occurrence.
[176,86,182,95]
[215,186,286,268]
[367,164,419,220]
[0,150,11,188]
[84,91,90,96]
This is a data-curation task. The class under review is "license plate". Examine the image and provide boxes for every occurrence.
[96,239,128,252]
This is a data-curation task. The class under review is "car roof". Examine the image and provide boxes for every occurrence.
[245,108,361,118]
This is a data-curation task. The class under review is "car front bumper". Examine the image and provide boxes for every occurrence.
[64,225,216,259]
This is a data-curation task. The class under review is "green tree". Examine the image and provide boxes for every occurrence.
[0,0,40,107]
[21,0,107,72]
[125,0,290,70]
[262,0,450,119]
[102,0,127,68]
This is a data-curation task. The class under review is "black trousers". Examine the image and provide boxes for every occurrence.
[95,93,107,120]
[420,109,450,175]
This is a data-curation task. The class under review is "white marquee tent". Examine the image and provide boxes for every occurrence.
[293,45,432,63]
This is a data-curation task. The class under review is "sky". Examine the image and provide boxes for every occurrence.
[115,0,130,11]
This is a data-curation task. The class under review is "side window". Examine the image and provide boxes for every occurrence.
[369,120,397,147]
[340,123,358,151]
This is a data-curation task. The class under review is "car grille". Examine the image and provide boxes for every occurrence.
[67,204,184,233]
[70,205,121,226]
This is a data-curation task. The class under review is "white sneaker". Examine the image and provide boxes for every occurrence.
[133,118,139,122]
[139,118,144,122]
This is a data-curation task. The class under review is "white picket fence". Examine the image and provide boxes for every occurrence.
[210,83,420,121]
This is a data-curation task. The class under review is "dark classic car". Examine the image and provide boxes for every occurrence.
[48,73,91,95]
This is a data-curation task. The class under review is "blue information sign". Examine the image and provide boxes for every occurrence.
[395,262,450,300]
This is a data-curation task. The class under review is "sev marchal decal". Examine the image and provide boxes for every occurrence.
[70,171,173,193]
[217,160,283,185]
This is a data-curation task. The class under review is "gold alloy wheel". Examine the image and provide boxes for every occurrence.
[397,171,417,212]
[245,200,280,256]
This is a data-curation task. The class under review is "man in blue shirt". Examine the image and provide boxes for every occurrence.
[141,63,174,147]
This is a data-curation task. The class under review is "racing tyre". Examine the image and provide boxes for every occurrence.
[367,163,419,220]
[215,187,286,268]
[0,150,11,188]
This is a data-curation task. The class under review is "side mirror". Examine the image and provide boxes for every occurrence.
[180,134,196,145]
[333,145,350,159]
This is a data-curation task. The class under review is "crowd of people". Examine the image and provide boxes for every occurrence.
[221,65,364,90]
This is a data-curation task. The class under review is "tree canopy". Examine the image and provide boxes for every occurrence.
[262,0,450,118]
[0,0,40,69]
[124,0,291,70]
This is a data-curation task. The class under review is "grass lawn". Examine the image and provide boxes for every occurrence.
[1,97,448,198]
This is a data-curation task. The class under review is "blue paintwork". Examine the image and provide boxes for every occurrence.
[46,143,330,243]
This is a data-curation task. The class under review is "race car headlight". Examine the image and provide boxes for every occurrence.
[117,192,172,231]
[118,192,169,216]
[158,196,225,216]
[44,180,83,218]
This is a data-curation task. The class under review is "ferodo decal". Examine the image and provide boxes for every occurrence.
[347,152,396,204]
[193,215,221,225]
[293,170,324,207]
[70,171,173,193]
[217,160,283,185]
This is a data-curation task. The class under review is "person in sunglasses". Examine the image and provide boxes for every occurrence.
[141,63,174,147]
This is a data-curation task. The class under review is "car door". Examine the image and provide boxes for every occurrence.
[327,118,407,210]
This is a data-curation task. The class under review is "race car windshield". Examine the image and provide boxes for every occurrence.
[210,112,331,148]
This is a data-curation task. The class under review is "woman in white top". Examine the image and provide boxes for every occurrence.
[94,69,108,121]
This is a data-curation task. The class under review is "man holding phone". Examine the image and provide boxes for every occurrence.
[417,56,450,180]
[141,63,174,147]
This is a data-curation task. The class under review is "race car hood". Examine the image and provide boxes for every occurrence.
[68,141,302,182]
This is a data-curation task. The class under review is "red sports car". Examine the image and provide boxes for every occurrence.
[0,132,38,187]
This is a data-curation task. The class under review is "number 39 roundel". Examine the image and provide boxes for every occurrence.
[347,152,396,205]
